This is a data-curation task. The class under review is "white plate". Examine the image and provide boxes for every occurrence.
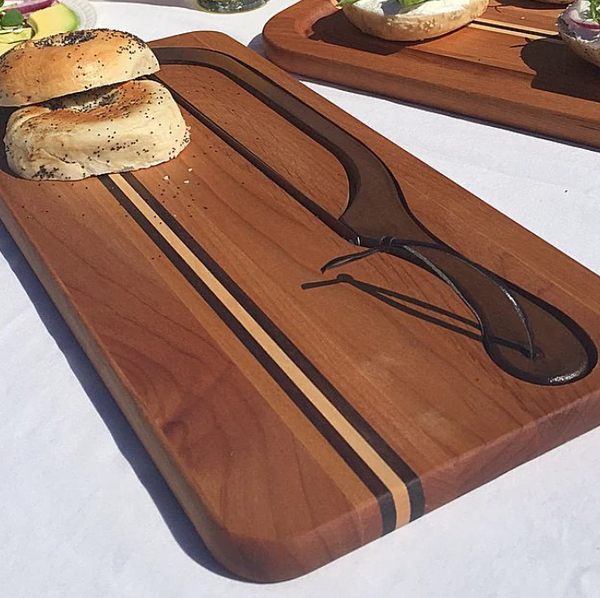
[61,0,97,29]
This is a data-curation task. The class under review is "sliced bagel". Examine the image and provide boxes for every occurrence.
[4,80,190,180]
[0,29,159,107]
[341,0,489,42]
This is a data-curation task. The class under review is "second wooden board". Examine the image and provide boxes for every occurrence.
[263,0,600,149]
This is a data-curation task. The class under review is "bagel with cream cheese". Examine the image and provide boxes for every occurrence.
[4,80,190,180]
[0,29,159,107]
[340,0,489,42]
[558,0,600,68]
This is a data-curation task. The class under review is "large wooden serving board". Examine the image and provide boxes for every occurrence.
[3,32,600,582]
[263,0,600,150]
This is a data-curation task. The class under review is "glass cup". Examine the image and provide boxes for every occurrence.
[197,0,268,12]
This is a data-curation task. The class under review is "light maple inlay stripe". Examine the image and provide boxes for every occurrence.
[476,17,558,37]
[469,22,560,41]
[108,173,412,528]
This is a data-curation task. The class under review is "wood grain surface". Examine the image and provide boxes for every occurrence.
[2,32,600,582]
[262,0,600,149]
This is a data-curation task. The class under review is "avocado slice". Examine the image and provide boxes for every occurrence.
[0,28,32,44]
[28,3,79,40]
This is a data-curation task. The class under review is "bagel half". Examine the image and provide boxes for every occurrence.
[341,0,489,42]
[4,80,190,180]
[0,29,159,107]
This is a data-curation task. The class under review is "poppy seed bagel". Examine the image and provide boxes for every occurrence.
[0,29,159,107]
[557,1,600,68]
[4,80,190,180]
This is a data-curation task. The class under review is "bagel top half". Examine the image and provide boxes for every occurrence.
[0,29,159,107]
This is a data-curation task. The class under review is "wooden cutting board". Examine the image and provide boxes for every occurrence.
[263,0,600,150]
[2,31,600,582]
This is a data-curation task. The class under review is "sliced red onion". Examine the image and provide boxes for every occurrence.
[5,0,56,16]
[564,3,600,30]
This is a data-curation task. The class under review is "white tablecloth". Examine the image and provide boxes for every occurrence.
[3,1,600,596]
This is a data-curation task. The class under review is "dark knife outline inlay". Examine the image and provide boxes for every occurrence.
[152,50,426,520]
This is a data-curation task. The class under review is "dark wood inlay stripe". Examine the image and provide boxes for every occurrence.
[473,17,558,38]
[123,167,425,522]
[101,173,418,533]
[154,69,426,520]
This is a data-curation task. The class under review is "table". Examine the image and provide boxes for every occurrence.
[2,1,600,596]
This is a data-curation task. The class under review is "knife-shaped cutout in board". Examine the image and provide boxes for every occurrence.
[153,46,596,386]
